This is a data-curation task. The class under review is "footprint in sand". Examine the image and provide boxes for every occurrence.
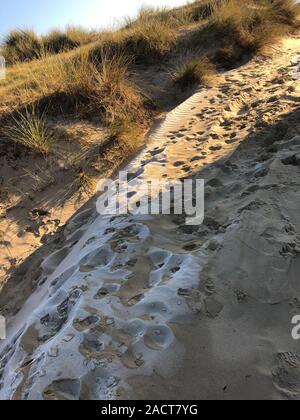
[190,156,204,162]
[209,145,223,151]
[73,315,100,332]
[226,138,240,144]
[182,165,192,173]
[272,352,300,399]
[43,379,81,400]
[144,325,174,351]
[149,147,165,157]
[173,161,185,167]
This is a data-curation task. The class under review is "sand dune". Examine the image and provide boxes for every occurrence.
[1,36,300,400]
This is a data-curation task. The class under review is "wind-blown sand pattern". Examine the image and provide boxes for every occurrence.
[1,37,300,400]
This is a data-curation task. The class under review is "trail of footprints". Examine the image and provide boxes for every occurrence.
[0,215,206,399]
[1,40,300,399]
[135,50,300,179]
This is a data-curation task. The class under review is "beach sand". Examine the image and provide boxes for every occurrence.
[1,36,300,400]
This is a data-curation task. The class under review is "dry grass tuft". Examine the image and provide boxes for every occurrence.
[90,18,177,65]
[209,0,300,68]
[2,30,43,64]
[2,27,96,64]
[26,49,149,127]
[42,26,96,54]
[4,106,54,155]
[172,55,215,88]
[125,19,176,63]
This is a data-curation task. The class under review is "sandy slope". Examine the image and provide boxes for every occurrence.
[1,37,300,400]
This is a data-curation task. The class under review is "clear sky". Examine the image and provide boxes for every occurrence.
[0,0,189,39]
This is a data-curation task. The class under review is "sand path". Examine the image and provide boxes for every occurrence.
[1,37,300,400]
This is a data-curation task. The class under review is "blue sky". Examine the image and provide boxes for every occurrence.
[0,0,189,39]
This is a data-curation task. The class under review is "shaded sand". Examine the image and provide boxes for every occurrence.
[1,37,300,399]
[0,121,110,283]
